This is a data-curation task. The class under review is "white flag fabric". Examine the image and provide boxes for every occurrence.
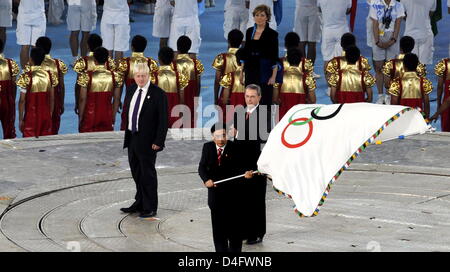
[257,103,428,217]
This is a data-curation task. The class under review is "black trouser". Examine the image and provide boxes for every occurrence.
[244,176,267,240]
[128,134,158,213]
[211,208,243,252]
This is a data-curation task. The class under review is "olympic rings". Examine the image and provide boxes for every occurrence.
[281,118,314,148]
[311,104,344,120]
[288,107,320,126]
[281,104,345,149]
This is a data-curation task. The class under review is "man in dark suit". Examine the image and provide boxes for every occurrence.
[121,62,169,218]
[231,84,271,245]
[198,123,252,252]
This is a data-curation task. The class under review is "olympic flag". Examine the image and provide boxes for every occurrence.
[257,103,428,217]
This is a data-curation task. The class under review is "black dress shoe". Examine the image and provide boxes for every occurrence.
[139,211,157,218]
[120,206,140,213]
[246,237,263,245]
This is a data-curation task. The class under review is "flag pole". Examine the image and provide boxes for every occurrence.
[214,171,261,185]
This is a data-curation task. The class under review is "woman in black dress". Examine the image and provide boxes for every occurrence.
[241,4,279,107]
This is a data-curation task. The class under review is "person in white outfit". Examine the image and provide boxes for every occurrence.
[169,0,202,57]
[246,0,277,30]
[317,0,352,75]
[294,0,321,77]
[402,0,436,66]
[48,0,65,25]
[0,0,12,44]
[152,0,174,49]
[16,0,46,68]
[67,0,97,62]
[223,0,248,40]
[369,0,405,104]
[101,0,130,62]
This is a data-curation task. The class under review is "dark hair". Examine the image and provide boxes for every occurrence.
[158,47,174,65]
[87,34,103,52]
[131,35,147,52]
[284,32,300,50]
[177,36,192,54]
[403,53,419,72]
[400,36,415,54]
[210,122,227,134]
[30,47,46,66]
[35,36,52,54]
[93,47,109,64]
[341,33,356,50]
[287,48,302,66]
[228,29,244,48]
[0,39,4,53]
[344,46,360,64]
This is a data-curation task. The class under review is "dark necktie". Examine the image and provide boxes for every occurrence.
[217,148,223,165]
[131,89,143,133]
[246,111,250,120]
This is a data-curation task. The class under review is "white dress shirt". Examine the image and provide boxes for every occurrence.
[128,80,151,132]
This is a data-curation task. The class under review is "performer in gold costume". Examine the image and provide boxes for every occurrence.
[0,39,20,139]
[35,37,68,135]
[434,55,450,131]
[77,47,122,133]
[16,48,57,138]
[173,36,204,128]
[328,46,375,104]
[73,34,116,114]
[389,53,432,119]
[212,29,243,106]
[273,48,316,120]
[383,36,426,95]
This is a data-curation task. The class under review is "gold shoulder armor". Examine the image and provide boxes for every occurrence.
[219,73,232,88]
[50,72,59,87]
[304,58,314,74]
[10,59,20,77]
[434,59,447,77]
[212,54,224,71]
[73,57,86,74]
[117,58,129,74]
[305,74,317,91]
[388,78,401,97]
[77,72,89,88]
[58,60,68,75]
[16,72,31,89]
[107,57,116,71]
[328,73,339,87]
[326,58,338,75]
[361,57,372,71]
[382,60,393,77]
[113,71,124,87]
[364,71,376,87]
[423,78,433,95]
[148,58,159,73]
[417,63,427,77]
[195,59,204,75]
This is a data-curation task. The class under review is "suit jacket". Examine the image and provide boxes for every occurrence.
[198,141,243,209]
[123,83,169,153]
[233,105,270,171]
